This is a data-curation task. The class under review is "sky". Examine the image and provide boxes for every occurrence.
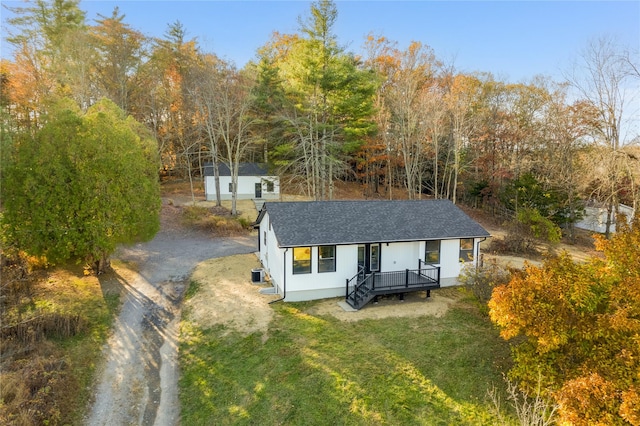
[2,0,639,139]
[1,0,639,84]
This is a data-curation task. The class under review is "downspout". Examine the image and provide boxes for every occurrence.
[477,237,487,268]
[269,247,288,304]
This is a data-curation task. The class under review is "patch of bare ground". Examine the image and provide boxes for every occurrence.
[307,288,459,321]
[186,254,460,332]
[185,254,279,336]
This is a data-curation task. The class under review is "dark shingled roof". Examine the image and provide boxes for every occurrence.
[203,162,269,177]
[256,200,490,247]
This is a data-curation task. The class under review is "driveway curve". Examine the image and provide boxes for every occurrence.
[85,203,257,425]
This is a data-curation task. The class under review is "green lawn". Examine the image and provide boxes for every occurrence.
[179,289,514,425]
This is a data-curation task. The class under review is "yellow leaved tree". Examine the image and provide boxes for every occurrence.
[489,214,640,425]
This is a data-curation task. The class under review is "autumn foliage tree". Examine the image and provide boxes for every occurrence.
[488,215,640,424]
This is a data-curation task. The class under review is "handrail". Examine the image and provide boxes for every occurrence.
[346,265,366,302]
[347,261,440,310]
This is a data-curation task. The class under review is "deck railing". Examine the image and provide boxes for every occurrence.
[418,259,440,283]
[346,261,440,309]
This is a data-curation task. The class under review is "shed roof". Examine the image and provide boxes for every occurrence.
[203,162,269,177]
[256,200,490,247]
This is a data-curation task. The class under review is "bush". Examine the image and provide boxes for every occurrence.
[488,373,558,426]
[516,209,561,243]
[459,260,512,307]
[488,209,561,256]
[181,206,246,236]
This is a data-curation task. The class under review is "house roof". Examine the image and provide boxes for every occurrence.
[256,199,490,247]
[203,162,269,177]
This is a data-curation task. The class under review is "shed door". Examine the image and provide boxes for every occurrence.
[255,182,262,198]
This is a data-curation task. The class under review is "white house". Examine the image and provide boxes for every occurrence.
[204,163,279,201]
[575,202,635,234]
[255,200,490,309]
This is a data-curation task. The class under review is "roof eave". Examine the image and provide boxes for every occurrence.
[276,233,492,248]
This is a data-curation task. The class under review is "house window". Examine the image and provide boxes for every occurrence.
[228,182,234,192]
[460,238,474,262]
[265,180,274,192]
[370,244,380,271]
[318,245,336,273]
[293,247,311,274]
[425,240,440,264]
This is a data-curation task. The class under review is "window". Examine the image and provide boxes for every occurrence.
[370,244,380,271]
[425,240,440,264]
[357,245,365,271]
[228,182,234,192]
[318,245,336,273]
[293,247,311,274]
[265,180,275,192]
[460,238,474,262]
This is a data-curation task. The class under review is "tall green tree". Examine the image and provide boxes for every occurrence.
[1,98,161,272]
[259,0,376,199]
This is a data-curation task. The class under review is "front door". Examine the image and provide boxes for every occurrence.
[255,182,262,198]
[357,243,380,274]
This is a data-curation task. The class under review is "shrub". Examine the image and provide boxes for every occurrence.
[181,206,246,236]
[489,209,561,256]
[459,260,512,307]
[516,208,561,243]
[487,373,558,426]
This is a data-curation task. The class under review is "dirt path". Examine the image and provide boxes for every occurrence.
[85,202,256,425]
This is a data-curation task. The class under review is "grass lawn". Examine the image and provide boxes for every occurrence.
[179,289,514,425]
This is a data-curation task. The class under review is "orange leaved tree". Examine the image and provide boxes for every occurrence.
[489,215,640,425]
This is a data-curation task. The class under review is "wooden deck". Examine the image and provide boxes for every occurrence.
[346,263,440,310]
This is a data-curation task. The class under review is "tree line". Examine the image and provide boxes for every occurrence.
[2,1,639,421]
[1,0,639,230]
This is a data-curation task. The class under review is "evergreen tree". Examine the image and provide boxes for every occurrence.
[1,98,161,272]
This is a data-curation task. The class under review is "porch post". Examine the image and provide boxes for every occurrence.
[405,269,409,287]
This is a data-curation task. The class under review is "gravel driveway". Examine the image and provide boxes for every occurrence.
[85,203,257,425]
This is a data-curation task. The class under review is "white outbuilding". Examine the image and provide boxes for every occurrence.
[204,163,279,201]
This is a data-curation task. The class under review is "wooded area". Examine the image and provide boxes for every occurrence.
[1,1,639,423]
[1,0,638,234]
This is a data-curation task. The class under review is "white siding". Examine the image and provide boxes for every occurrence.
[284,245,358,301]
[257,230,487,301]
[205,175,279,201]
[381,242,421,271]
[438,238,485,286]
[258,212,284,293]
[575,204,634,234]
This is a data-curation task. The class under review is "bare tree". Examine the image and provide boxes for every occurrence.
[187,54,225,206]
[566,36,638,237]
[214,66,257,215]
[443,73,483,203]
[384,41,439,199]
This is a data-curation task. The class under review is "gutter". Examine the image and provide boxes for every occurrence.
[269,247,287,304]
